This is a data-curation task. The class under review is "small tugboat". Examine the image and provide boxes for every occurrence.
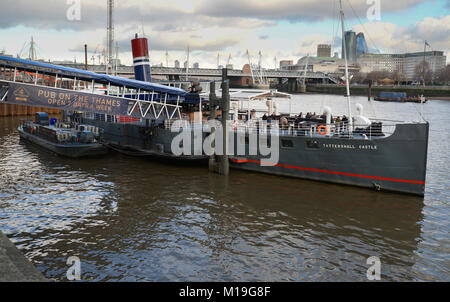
[18,112,108,158]
[374,92,427,103]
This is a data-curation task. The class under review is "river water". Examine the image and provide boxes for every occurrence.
[0,94,448,281]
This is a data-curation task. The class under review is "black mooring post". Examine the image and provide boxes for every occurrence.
[220,68,230,176]
[209,81,217,120]
[209,81,217,172]
[368,80,372,101]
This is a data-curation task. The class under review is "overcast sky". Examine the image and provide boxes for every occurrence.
[0,0,448,68]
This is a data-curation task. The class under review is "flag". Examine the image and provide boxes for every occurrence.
[425,41,430,47]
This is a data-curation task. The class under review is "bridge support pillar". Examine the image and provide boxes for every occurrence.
[288,78,295,93]
[299,83,306,93]
[288,78,306,93]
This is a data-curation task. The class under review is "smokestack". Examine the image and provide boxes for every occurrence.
[131,33,152,82]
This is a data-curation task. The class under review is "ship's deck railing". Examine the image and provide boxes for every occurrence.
[162,118,399,140]
[0,63,184,121]
[234,120,396,140]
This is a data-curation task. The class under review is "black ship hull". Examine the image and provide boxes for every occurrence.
[83,118,209,162]
[229,123,429,196]
[18,126,108,158]
[83,118,428,196]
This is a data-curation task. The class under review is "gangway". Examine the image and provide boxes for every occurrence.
[0,55,188,120]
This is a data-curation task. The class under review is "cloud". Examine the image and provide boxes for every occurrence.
[293,34,332,57]
[0,0,106,31]
[195,0,430,22]
[121,35,241,52]
[1,0,447,68]
[0,0,429,31]
[408,15,450,47]
[70,31,242,54]
[0,0,273,32]
[352,15,450,53]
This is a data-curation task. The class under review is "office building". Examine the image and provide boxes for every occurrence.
[279,60,294,69]
[317,44,331,58]
[357,51,446,79]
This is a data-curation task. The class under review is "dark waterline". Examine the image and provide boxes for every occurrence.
[0,95,448,281]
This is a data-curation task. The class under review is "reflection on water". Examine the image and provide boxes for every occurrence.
[0,95,448,281]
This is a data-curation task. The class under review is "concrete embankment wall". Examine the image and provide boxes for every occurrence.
[0,104,60,117]
[0,231,48,282]
[305,84,450,99]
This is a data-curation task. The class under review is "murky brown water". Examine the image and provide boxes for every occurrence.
[0,94,448,281]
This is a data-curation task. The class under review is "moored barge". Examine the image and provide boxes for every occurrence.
[374,92,428,103]
[18,112,107,158]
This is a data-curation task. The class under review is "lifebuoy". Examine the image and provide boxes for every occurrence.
[318,125,327,136]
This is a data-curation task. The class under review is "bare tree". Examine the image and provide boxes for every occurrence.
[414,61,433,84]
[436,65,450,85]
[366,70,391,84]
[352,72,367,84]
[391,66,405,85]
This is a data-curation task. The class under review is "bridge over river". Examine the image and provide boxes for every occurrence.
[58,63,338,92]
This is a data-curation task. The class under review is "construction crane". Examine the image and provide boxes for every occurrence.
[302,54,310,85]
[28,37,37,60]
[106,0,114,74]
[186,45,190,81]
[255,51,266,85]
[246,50,255,84]
[91,45,100,65]
[115,42,119,75]
[165,50,169,68]
[18,37,39,60]
[227,53,232,66]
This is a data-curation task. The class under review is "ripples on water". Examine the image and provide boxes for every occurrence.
[0,95,448,281]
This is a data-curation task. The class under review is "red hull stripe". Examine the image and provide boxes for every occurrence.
[231,159,425,185]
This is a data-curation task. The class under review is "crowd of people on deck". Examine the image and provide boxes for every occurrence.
[250,110,352,134]
[261,112,349,125]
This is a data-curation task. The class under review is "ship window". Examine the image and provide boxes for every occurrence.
[281,139,294,148]
[306,140,320,149]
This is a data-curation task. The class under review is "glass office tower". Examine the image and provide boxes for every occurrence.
[356,33,369,58]
[342,31,357,62]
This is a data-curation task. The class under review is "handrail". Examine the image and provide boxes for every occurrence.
[162,118,398,140]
